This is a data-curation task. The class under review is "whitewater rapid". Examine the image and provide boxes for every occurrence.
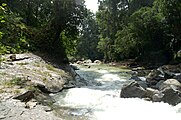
[53,65,181,120]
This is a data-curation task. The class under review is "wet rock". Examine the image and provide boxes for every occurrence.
[161,64,181,73]
[76,61,83,65]
[146,69,164,86]
[70,64,79,70]
[151,79,181,105]
[94,60,102,64]
[129,76,142,81]
[83,59,92,64]
[174,74,181,82]
[161,86,181,106]
[145,88,159,98]
[152,92,164,102]
[120,81,146,98]
[137,81,148,89]
[155,80,164,89]
[164,71,176,79]
[132,66,145,71]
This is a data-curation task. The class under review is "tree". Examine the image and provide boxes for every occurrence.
[97,0,129,62]
[76,9,102,60]
[0,3,30,54]
[115,7,167,60]
[1,0,85,62]
[154,0,181,58]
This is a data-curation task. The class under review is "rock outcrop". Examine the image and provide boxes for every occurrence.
[0,53,80,119]
[120,64,181,106]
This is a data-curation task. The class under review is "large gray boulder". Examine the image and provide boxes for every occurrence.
[161,86,181,106]
[159,79,181,91]
[146,69,164,86]
[155,79,181,105]
[120,81,146,98]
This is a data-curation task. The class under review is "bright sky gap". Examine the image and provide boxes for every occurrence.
[85,0,98,13]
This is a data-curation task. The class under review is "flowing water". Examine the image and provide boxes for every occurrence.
[52,64,181,120]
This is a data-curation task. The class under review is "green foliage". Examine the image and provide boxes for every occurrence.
[96,0,130,61]
[61,31,77,57]
[95,0,180,64]
[154,0,181,56]
[116,7,165,58]
[76,9,102,60]
[0,3,31,54]
[0,0,85,63]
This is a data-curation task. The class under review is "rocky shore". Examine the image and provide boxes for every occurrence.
[120,64,181,105]
[0,53,82,120]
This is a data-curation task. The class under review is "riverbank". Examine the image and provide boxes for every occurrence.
[0,53,80,119]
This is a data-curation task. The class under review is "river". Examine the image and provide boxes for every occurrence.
[52,64,181,120]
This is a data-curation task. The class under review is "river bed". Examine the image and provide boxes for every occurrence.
[52,64,181,120]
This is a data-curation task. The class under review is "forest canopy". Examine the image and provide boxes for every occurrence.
[0,0,180,65]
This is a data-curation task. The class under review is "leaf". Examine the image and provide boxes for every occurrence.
[2,3,7,7]
[0,20,5,23]
[0,6,5,10]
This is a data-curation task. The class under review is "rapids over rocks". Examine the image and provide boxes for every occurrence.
[52,64,181,120]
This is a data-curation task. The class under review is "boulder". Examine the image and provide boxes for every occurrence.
[120,81,146,98]
[159,79,181,91]
[161,86,181,106]
[76,61,83,65]
[94,60,102,64]
[161,64,181,73]
[137,80,148,89]
[174,74,181,82]
[155,80,164,89]
[83,59,92,64]
[152,92,164,102]
[129,76,142,81]
[146,69,164,86]
[70,64,79,70]
[153,79,181,105]
[145,88,159,98]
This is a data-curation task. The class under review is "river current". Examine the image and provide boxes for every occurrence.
[52,64,181,120]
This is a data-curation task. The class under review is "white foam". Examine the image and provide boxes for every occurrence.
[55,88,181,120]
[55,65,181,119]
